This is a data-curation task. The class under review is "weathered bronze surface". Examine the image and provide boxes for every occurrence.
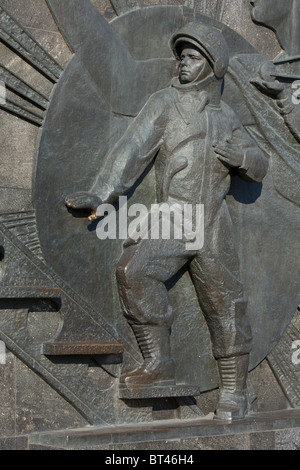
[1,0,300,449]
[65,17,268,420]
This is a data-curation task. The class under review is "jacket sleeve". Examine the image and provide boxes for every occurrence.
[231,114,269,183]
[91,90,168,203]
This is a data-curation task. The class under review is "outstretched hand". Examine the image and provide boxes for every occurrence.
[65,191,103,221]
[213,140,245,168]
[250,78,285,97]
[250,60,285,98]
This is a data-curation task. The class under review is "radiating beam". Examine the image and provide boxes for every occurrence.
[1,96,43,126]
[271,72,300,80]
[274,54,300,65]
[0,66,48,110]
[0,6,63,83]
[109,0,142,16]
[216,0,226,22]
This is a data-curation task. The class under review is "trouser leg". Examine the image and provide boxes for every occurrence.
[116,238,194,389]
[116,230,252,403]
[189,246,252,420]
[116,238,193,328]
[189,248,252,359]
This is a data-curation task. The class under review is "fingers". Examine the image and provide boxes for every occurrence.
[65,192,102,212]
[213,141,233,159]
[65,192,88,208]
[250,79,270,91]
[65,191,105,224]
[216,154,232,165]
[213,146,231,158]
[250,79,261,87]
[250,78,284,95]
[216,153,230,163]
[88,211,102,221]
[213,141,242,167]
[215,152,240,168]
[65,196,86,209]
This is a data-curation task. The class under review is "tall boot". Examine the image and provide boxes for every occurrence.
[214,354,249,420]
[120,324,175,391]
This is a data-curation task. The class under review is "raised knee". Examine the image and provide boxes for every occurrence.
[116,255,145,289]
[116,259,129,286]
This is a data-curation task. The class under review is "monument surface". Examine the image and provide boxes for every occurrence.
[1,0,300,451]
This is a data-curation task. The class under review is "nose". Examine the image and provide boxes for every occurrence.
[180,57,188,67]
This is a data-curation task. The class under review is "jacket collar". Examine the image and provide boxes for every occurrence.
[171,72,215,92]
[171,72,222,107]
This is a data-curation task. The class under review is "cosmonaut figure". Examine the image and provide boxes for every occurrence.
[66,22,268,420]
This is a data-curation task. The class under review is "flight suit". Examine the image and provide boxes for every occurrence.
[95,74,268,359]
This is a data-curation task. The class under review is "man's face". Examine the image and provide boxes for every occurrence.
[250,0,292,24]
[179,45,208,84]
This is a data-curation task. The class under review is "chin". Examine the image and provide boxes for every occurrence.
[180,76,190,84]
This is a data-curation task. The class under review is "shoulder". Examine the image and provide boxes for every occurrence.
[139,87,172,115]
[147,87,172,104]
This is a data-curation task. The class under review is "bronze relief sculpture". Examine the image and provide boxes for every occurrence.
[1,0,300,442]
[66,21,268,420]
